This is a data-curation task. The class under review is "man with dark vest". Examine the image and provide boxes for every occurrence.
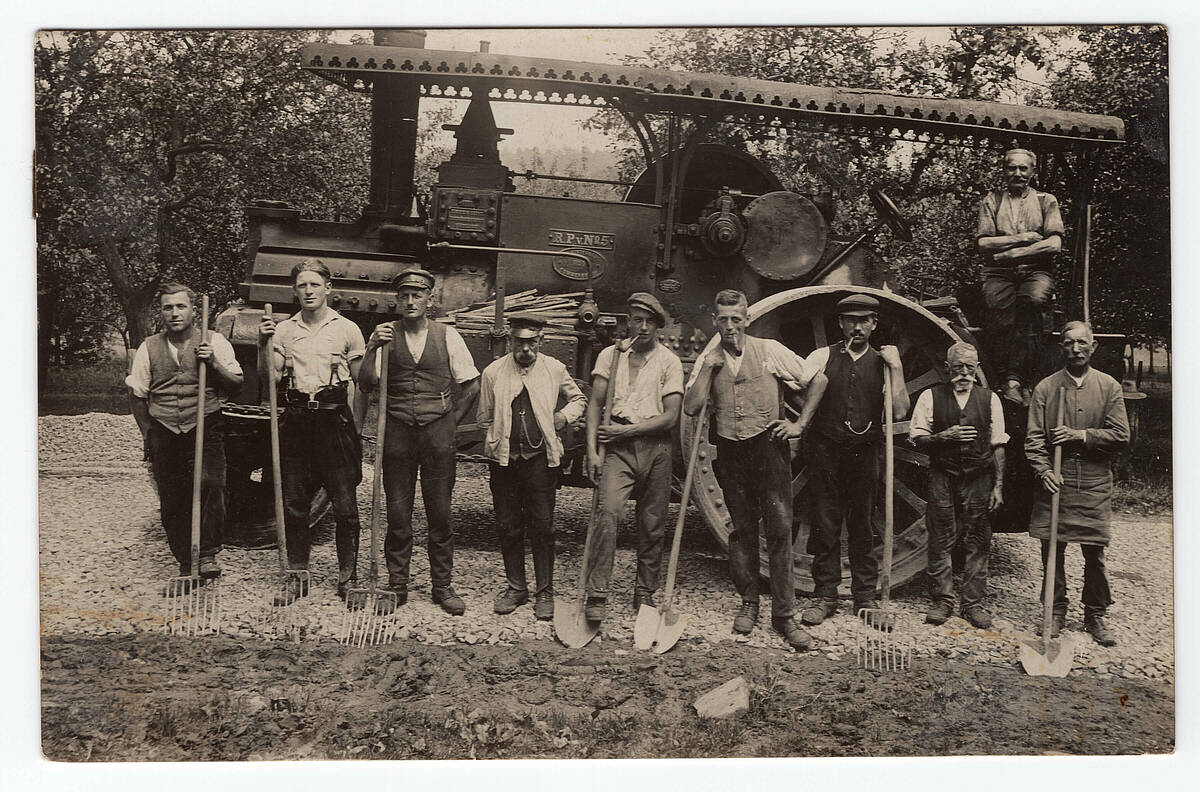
[477,314,587,620]
[801,293,909,627]
[1025,320,1129,647]
[127,283,243,590]
[360,267,480,615]
[585,292,683,623]
[976,148,1065,405]
[259,258,367,605]
[684,289,827,650]
[908,342,1007,629]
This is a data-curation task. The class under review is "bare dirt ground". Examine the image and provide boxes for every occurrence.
[38,415,1175,759]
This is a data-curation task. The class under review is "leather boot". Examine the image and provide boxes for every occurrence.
[1084,610,1117,647]
[499,536,529,595]
[532,542,555,621]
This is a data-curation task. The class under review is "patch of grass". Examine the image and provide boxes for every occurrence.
[41,355,130,395]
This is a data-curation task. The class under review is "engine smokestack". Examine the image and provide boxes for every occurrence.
[370,29,426,220]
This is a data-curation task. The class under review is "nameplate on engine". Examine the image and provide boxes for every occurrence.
[548,229,615,250]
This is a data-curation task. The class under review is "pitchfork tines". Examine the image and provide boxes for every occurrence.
[164,576,221,636]
[856,606,911,670]
[339,588,399,647]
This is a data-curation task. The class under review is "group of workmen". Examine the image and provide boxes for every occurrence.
[127,147,1130,652]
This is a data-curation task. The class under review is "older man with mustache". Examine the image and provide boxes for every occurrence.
[908,342,1008,629]
[976,148,1066,406]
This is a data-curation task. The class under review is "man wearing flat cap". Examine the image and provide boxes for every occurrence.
[685,289,827,650]
[477,313,588,620]
[583,292,684,624]
[801,293,909,627]
[359,266,480,615]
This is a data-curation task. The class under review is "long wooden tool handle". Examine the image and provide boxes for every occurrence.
[369,341,390,591]
[1042,386,1067,652]
[190,294,210,579]
[576,340,626,602]
[880,365,895,608]
[264,304,288,573]
[663,390,709,607]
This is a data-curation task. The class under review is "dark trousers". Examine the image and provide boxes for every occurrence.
[383,411,457,588]
[982,267,1054,388]
[714,430,795,621]
[807,433,881,602]
[279,407,363,582]
[147,415,225,569]
[586,434,673,600]
[1039,540,1113,617]
[489,455,557,596]
[926,467,993,609]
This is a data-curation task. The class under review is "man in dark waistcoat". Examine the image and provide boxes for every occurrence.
[1026,321,1129,646]
[127,283,243,589]
[909,342,1007,629]
[685,289,827,650]
[477,314,587,620]
[801,294,909,627]
[360,267,480,615]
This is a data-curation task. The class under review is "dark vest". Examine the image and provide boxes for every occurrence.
[929,383,994,476]
[710,336,781,441]
[812,343,884,443]
[508,386,546,460]
[146,331,223,434]
[387,320,454,426]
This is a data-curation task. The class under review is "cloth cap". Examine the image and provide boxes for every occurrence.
[392,267,435,290]
[508,312,547,338]
[627,292,669,326]
[836,294,881,317]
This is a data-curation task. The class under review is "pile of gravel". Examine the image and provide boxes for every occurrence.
[38,414,1174,682]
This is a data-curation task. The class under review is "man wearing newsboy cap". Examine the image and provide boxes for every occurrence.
[477,313,587,620]
[583,293,684,624]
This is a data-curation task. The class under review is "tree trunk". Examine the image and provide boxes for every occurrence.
[98,238,157,350]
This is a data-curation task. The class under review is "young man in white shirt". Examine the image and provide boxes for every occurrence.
[584,293,683,623]
[128,283,243,590]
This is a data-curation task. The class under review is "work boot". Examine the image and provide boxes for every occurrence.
[925,600,954,626]
[584,596,607,622]
[494,588,529,615]
[772,617,813,651]
[373,594,398,617]
[432,586,466,616]
[1084,612,1117,647]
[1036,613,1066,638]
[961,605,993,630]
[198,555,221,580]
[336,577,358,602]
[801,597,840,626]
[732,600,760,634]
[273,575,310,607]
[855,600,895,632]
[534,592,555,621]
[633,588,656,611]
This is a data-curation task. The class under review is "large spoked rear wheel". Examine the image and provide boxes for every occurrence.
[684,285,983,595]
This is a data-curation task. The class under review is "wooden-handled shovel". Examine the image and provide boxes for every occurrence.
[555,340,626,648]
[1021,386,1074,677]
[164,294,221,636]
[633,389,706,653]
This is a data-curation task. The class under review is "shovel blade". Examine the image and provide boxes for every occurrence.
[554,602,600,649]
[632,604,659,651]
[1020,637,1074,677]
[650,609,690,655]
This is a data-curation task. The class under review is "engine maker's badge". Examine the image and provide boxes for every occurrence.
[551,247,607,281]
[658,278,682,293]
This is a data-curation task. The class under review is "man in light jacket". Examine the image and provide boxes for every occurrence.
[477,313,588,620]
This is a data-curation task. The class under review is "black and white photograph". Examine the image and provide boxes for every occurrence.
[22,15,1182,773]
